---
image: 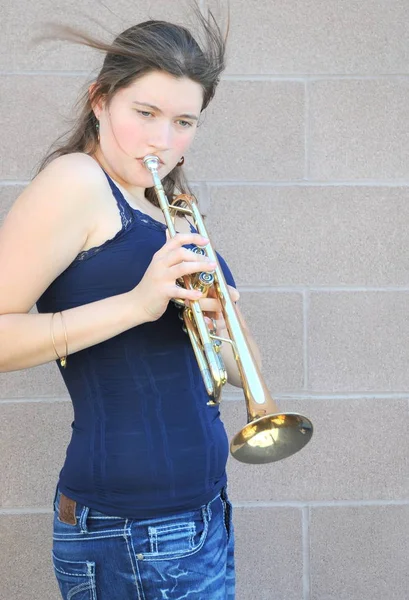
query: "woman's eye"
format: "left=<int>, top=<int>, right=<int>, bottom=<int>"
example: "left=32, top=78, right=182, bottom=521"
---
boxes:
left=137, top=110, right=153, bottom=118
left=177, top=120, right=193, bottom=128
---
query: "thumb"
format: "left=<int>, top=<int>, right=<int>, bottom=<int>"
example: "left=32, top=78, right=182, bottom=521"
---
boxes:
left=230, top=287, right=240, bottom=302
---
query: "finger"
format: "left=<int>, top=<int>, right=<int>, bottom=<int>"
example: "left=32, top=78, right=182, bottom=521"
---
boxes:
left=202, top=310, right=219, bottom=321
left=228, top=285, right=240, bottom=302
left=206, top=285, right=217, bottom=299
left=170, top=260, right=217, bottom=279
left=165, top=246, right=214, bottom=268
left=204, top=315, right=226, bottom=333
left=204, top=316, right=218, bottom=331
left=198, top=298, right=222, bottom=312
left=207, top=284, right=239, bottom=302
left=160, top=232, right=209, bottom=254
left=171, top=286, right=205, bottom=301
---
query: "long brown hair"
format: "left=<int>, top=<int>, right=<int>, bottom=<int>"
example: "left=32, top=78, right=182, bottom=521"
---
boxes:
left=34, top=5, right=229, bottom=207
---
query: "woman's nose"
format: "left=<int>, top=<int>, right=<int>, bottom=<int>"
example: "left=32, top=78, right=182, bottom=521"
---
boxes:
left=148, top=121, right=173, bottom=150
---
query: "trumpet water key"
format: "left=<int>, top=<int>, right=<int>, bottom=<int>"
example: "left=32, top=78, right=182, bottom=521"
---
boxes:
left=143, top=155, right=313, bottom=464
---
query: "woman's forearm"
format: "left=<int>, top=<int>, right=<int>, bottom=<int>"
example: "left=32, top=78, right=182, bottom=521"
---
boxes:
left=0, top=290, right=146, bottom=373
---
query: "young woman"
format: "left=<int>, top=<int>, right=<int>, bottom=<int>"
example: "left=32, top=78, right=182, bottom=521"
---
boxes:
left=0, top=9, right=262, bottom=599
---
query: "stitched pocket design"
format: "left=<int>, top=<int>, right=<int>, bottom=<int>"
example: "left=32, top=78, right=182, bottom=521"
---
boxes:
left=148, top=521, right=196, bottom=554
left=142, top=507, right=209, bottom=560
left=52, top=552, right=97, bottom=600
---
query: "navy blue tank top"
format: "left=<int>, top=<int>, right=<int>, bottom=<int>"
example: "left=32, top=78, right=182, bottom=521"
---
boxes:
left=36, top=168, right=236, bottom=518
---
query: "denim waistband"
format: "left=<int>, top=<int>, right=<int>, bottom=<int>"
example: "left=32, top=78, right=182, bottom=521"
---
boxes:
left=53, top=484, right=228, bottom=522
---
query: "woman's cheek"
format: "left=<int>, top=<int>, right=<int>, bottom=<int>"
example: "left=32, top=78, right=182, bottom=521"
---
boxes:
left=113, top=120, right=142, bottom=154
left=176, top=128, right=197, bottom=153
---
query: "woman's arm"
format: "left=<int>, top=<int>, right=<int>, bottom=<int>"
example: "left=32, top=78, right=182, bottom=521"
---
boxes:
left=0, top=294, right=143, bottom=373
left=0, top=153, right=218, bottom=373
left=0, top=153, right=146, bottom=372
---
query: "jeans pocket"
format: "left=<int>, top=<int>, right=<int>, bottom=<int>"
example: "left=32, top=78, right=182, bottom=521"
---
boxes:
left=143, top=507, right=209, bottom=560
left=52, top=552, right=97, bottom=600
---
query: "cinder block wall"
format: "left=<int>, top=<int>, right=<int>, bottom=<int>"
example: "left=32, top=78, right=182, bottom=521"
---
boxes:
left=1, top=1, right=409, bottom=599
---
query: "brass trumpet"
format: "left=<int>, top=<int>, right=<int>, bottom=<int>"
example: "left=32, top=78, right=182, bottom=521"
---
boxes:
left=143, top=155, right=313, bottom=464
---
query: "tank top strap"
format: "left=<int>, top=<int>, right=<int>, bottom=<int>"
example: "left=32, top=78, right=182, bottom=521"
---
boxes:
left=100, top=166, right=197, bottom=234
left=100, top=168, right=134, bottom=228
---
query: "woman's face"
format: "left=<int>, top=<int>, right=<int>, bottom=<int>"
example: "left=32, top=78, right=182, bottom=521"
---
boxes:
left=93, top=70, right=203, bottom=191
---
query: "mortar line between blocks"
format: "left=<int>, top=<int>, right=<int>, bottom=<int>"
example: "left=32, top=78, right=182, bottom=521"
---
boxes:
left=0, top=508, right=53, bottom=515
left=232, top=499, right=409, bottom=508
left=3, top=72, right=409, bottom=81
left=222, top=74, right=409, bottom=82
left=4, top=180, right=409, bottom=187
left=0, top=397, right=70, bottom=404
left=303, top=290, right=310, bottom=391
left=2, top=392, right=408, bottom=404
left=222, top=393, right=409, bottom=401
left=237, top=286, right=409, bottom=292
left=2, top=499, right=408, bottom=514
left=302, top=507, right=311, bottom=600
left=304, top=80, right=311, bottom=179
left=206, top=181, right=409, bottom=187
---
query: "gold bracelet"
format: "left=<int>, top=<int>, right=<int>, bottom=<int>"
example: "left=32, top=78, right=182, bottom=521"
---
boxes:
left=59, top=311, right=68, bottom=368
left=50, top=311, right=68, bottom=368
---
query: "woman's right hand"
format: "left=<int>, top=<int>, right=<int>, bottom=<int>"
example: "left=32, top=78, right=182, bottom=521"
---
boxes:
left=130, top=232, right=217, bottom=322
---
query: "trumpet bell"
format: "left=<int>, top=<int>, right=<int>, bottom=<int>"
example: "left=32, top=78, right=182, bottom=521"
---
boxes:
left=230, top=412, right=313, bottom=464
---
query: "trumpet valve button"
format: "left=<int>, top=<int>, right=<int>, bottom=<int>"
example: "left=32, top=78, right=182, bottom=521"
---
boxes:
left=192, top=246, right=206, bottom=256
left=198, top=272, right=214, bottom=286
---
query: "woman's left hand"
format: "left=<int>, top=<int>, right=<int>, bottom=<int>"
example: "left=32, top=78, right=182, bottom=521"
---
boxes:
left=196, top=284, right=240, bottom=334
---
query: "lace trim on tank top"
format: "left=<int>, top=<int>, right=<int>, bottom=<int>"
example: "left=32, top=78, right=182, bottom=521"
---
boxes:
left=73, top=169, right=196, bottom=263
left=74, top=193, right=133, bottom=262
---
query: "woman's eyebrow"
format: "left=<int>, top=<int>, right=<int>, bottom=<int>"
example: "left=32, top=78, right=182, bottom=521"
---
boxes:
left=132, top=101, right=199, bottom=121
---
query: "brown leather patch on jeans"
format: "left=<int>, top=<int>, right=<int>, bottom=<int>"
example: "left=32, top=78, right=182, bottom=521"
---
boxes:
left=59, top=493, right=77, bottom=525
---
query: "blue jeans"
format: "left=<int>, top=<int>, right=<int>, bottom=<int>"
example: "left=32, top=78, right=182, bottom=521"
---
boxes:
left=52, top=487, right=235, bottom=599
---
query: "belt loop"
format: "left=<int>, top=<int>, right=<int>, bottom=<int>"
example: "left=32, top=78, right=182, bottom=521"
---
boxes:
left=52, top=484, right=59, bottom=512
left=79, top=505, right=90, bottom=534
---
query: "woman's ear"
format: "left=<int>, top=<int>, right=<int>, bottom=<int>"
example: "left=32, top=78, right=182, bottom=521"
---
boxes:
left=88, top=82, right=104, bottom=120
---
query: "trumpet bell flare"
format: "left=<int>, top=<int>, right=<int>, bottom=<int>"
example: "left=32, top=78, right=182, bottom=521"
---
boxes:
left=230, top=413, right=313, bottom=464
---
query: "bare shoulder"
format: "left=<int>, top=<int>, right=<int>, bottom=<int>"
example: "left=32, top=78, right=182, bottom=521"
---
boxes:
left=33, top=152, right=105, bottom=194
left=11, top=152, right=104, bottom=211
left=0, top=152, right=104, bottom=315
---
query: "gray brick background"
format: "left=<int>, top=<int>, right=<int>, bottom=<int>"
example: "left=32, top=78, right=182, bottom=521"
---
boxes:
left=1, top=1, right=409, bottom=598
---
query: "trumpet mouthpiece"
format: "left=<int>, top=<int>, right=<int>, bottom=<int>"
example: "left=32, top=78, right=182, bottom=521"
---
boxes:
left=143, top=155, right=160, bottom=171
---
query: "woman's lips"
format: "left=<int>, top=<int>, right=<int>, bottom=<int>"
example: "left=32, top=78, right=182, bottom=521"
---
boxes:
left=136, top=157, right=164, bottom=166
